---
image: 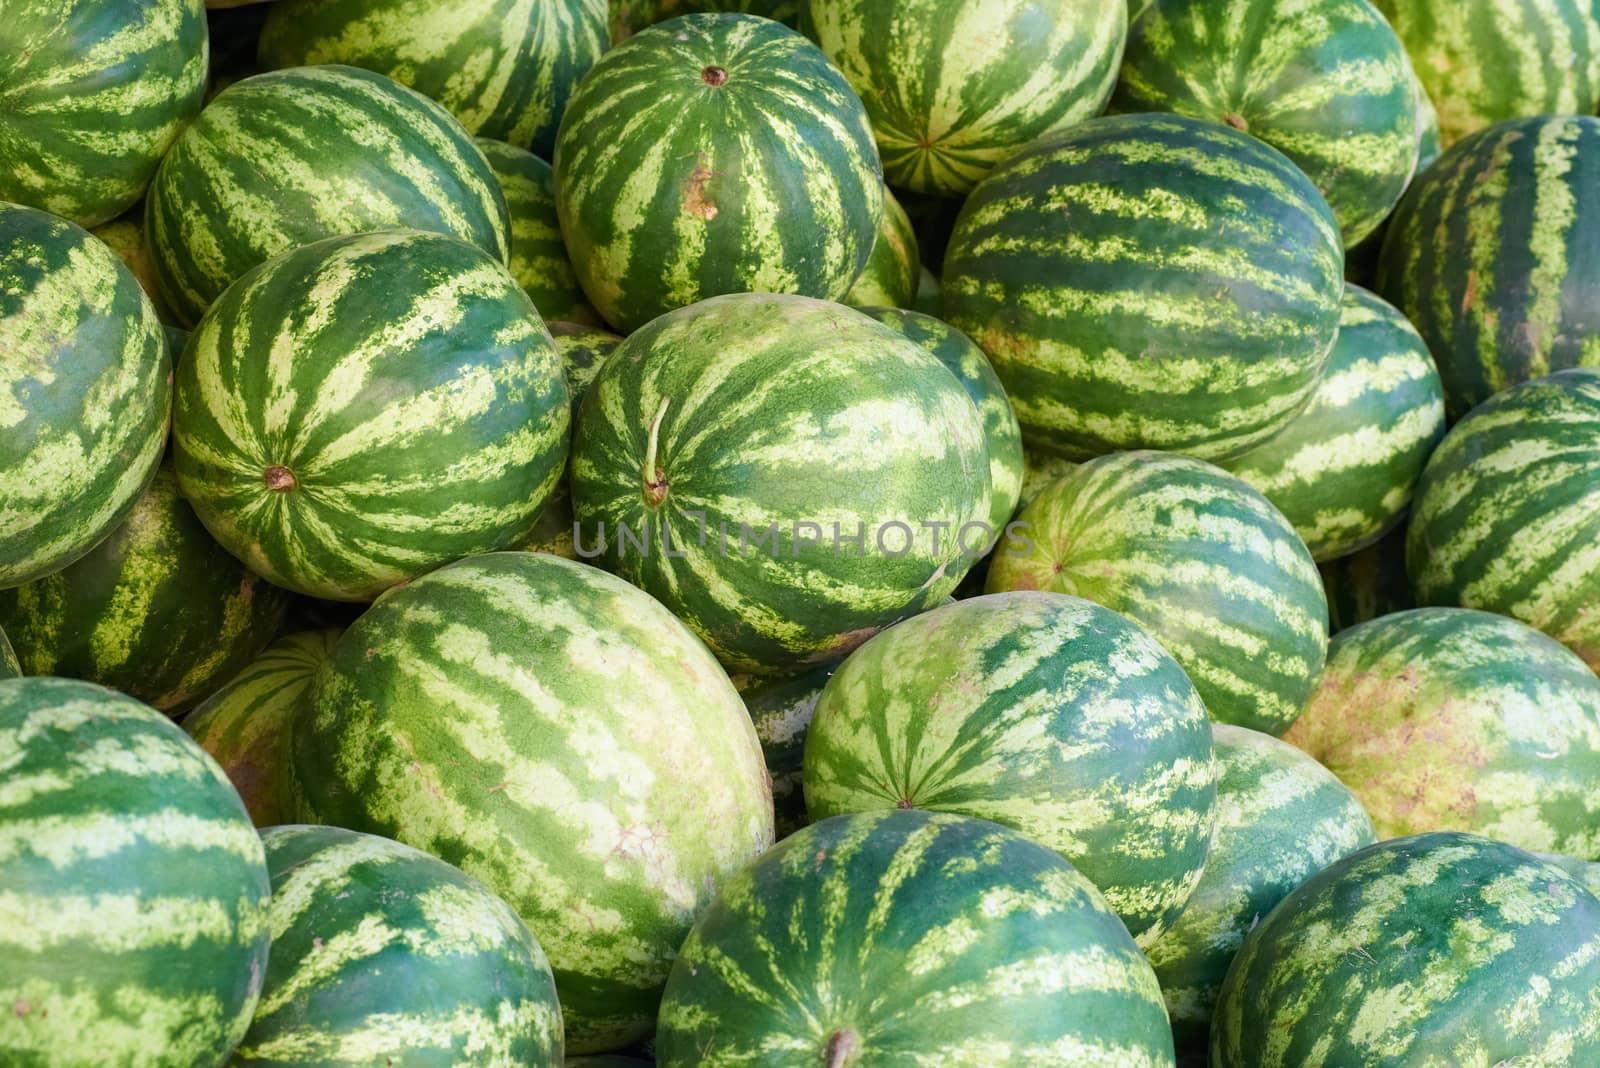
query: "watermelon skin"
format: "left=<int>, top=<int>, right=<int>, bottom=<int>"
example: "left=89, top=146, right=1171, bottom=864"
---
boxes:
left=146, top=64, right=511, bottom=325
left=553, top=14, right=883, bottom=334
left=943, top=114, right=1344, bottom=463
left=1019, top=451, right=1080, bottom=509
left=570, top=293, right=991, bottom=674
left=804, top=592, right=1217, bottom=946
left=801, top=0, right=1126, bottom=197
left=731, top=665, right=833, bottom=840
left=234, top=825, right=563, bottom=1066
left=1408, top=369, right=1600, bottom=672
left=173, top=229, right=570, bottom=602
left=478, top=139, right=600, bottom=325
left=289, top=552, right=774, bottom=1052
left=1147, top=724, right=1375, bottom=1055
left=0, top=628, right=17, bottom=678
left=657, top=810, right=1177, bottom=1067
left=986, top=452, right=1329, bottom=736
left=1320, top=522, right=1413, bottom=633
left=91, top=207, right=181, bottom=325
left=0, top=204, right=171, bottom=591
left=0, top=677, right=271, bottom=1067
left=610, top=0, right=798, bottom=40
left=1537, top=853, right=1600, bottom=898
left=1212, top=832, right=1600, bottom=1067
left=843, top=187, right=918, bottom=310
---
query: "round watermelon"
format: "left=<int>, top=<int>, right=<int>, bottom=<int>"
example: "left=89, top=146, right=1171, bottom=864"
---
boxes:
left=478, top=139, right=600, bottom=324
left=1320, top=523, right=1413, bottom=633
left=611, top=0, right=799, bottom=40
left=1018, top=450, right=1080, bottom=509
left=731, top=664, right=833, bottom=840
left=91, top=206, right=180, bottom=324
left=843, top=187, right=919, bottom=309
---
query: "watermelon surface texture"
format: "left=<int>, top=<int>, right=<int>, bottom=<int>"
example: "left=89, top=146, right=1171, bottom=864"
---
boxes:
left=732, top=665, right=834, bottom=840
left=843, top=187, right=919, bottom=310
left=91, top=207, right=181, bottom=324
left=1320, top=523, right=1413, bottom=633
left=477, top=138, right=599, bottom=324
left=610, top=0, right=798, bottom=40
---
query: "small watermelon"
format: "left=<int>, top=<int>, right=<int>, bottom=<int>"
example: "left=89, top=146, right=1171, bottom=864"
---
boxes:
left=731, top=665, right=833, bottom=840
left=91, top=206, right=180, bottom=324
left=1320, top=523, right=1413, bottom=633
left=478, top=139, right=600, bottom=324
left=843, top=187, right=919, bottom=309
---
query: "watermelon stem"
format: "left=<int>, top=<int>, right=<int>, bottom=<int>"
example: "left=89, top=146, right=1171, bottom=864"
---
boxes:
left=263, top=465, right=297, bottom=493
left=823, top=1029, right=859, bottom=1067
left=702, top=66, right=729, bottom=87
left=643, top=396, right=672, bottom=507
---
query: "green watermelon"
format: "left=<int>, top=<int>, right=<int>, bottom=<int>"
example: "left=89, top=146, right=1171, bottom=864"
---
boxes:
left=610, top=0, right=799, bottom=40
left=802, top=0, right=1127, bottom=197
left=91, top=206, right=180, bottom=324
left=0, top=627, right=18, bottom=678
left=1408, top=369, right=1600, bottom=672
left=173, top=229, right=570, bottom=602
left=843, top=187, right=918, bottom=309
left=1378, top=115, right=1600, bottom=418
left=731, top=665, right=833, bottom=840
left=1212, top=832, right=1600, bottom=1066
left=289, top=552, right=774, bottom=1052
left=1537, top=853, right=1600, bottom=898
left=553, top=14, right=883, bottom=333
left=233, top=825, right=563, bottom=1065
left=943, top=114, right=1344, bottom=462
left=912, top=265, right=941, bottom=316
left=656, top=809, right=1177, bottom=1067
left=0, top=677, right=271, bottom=1066
left=570, top=293, right=991, bottom=674
left=987, top=452, right=1329, bottom=736
left=1320, top=523, right=1413, bottom=633
left=804, top=591, right=1217, bottom=946
left=0, top=203, right=171, bottom=590
left=1018, top=451, right=1080, bottom=509
left=182, top=629, right=340, bottom=827
left=1146, top=724, right=1376, bottom=1055
left=146, top=64, right=511, bottom=325
left=478, top=138, right=600, bottom=324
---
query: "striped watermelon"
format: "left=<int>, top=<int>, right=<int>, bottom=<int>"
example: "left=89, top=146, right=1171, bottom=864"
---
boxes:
left=1019, top=450, right=1080, bottom=508
left=804, top=592, right=1218, bottom=946
left=0, top=628, right=17, bottom=678
left=801, top=0, right=1127, bottom=197
left=570, top=293, right=991, bottom=674
left=91, top=207, right=180, bottom=324
left=0, top=677, right=271, bottom=1067
left=478, top=138, right=600, bottom=324
left=986, top=452, right=1329, bottom=736
left=173, top=229, right=570, bottom=602
left=1378, top=115, right=1600, bottom=418
left=843, top=187, right=918, bottom=309
left=1538, top=853, right=1600, bottom=898
left=553, top=14, right=884, bottom=333
left=943, top=114, right=1345, bottom=463
left=0, top=203, right=171, bottom=591
left=1212, top=833, right=1600, bottom=1066
left=657, top=809, right=1177, bottom=1067
left=1320, top=523, right=1413, bottom=633
left=146, top=64, right=511, bottom=325
left=1408, top=369, right=1600, bottom=672
left=731, top=664, right=833, bottom=840
left=611, top=0, right=799, bottom=40
left=1146, top=724, right=1376, bottom=1055
left=182, top=629, right=340, bottom=827
left=289, top=552, right=774, bottom=1052
left=233, top=825, right=563, bottom=1065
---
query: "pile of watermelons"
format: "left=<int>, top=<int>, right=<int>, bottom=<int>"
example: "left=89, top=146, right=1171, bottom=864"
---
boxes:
left=6, top=0, right=1600, bottom=1064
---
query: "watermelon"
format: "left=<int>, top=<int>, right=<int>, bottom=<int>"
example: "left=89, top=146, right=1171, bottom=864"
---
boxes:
left=0, top=627, right=17, bottom=678
left=234, top=825, right=563, bottom=1065
left=1146, top=724, right=1376, bottom=1055
left=553, top=14, right=883, bottom=333
left=1408, top=368, right=1600, bottom=672
left=801, top=0, right=1127, bottom=197
left=1320, top=523, right=1413, bottom=633
left=146, top=64, right=511, bottom=325
left=731, top=665, right=833, bottom=840
left=986, top=452, right=1329, bottom=736
left=0, top=677, right=271, bottom=1066
left=1212, top=832, right=1600, bottom=1066
left=288, top=552, right=774, bottom=1052
left=1019, top=451, right=1080, bottom=509
left=943, top=114, right=1345, bottom=463
left=173, top=229, right=570, bottom=602
left=0, top=203, right=171, bottom=590
left=91, top=206, right=180, bottom=324
left=182, top=629, right=340, bottom=827
left=656, top=809, right=1177, bottom=1067
left=1537, top=853, right=1600, bottom=898
left=804, top=591, right=1217, bottom=946
left=611, top=0, right=799, bottom=41
left=912, top=265, right=941, bottom=316
left=570, top=293, right=991, bottom=674
left=478, top=138, right=600, bottom=324
left=1378, top=115, right=1600, bottom=418
left=843, top=187, right=919, bottom=309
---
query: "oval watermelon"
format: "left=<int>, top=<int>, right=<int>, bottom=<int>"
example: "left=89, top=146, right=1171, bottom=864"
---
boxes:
left=1320, top=523, right=1413, bottom=633
left=477, top=138, right=599, bottom=324
left=843, top=187, right=918, bottom=310
left=731, top=664, right=833, bottom=840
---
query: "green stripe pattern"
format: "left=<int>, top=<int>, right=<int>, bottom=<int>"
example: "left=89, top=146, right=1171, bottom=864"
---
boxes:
left=289, top=552, right=774, bottom=1052
left=0, top=203, right=170, bottom=590
left=611, top=0, right=799, bottom=41
left=843, top=187, right=919, bottom=309
left=0, top=628, right=16, bottom=678
left=656, top=810, right=1177, bottom=1067
left=1320, top=523, right=1413, bottom=633
left=986, top=452, right=1329, bottom=736
left=0, top=677, right=271, bottom=1067
left=553, top=14, right=884, bottom=333
left=943, top=114, right=1345, bottom=463
left=233, top=825, right=563, bottom=1066
left=1212, top=833, right=1600, bottom=1066
left=91, top=206, right=180, bottom=325
left=1538, top=853, right=1600, bottom=898
left=173, top=229, right=570, bottom=602
left=1408, top=368, right=1600, bottom=672
left=804, top=592, right=1217, bottom=946
left=147, top=64, right=511, bottom=325
left=478, top=138, right=600, bottom=325
left=1019, top=451, right=1080, bottom=509
left=801, top=0, right=1127, bottom=196
left=732, top=665, right=834, bottom=840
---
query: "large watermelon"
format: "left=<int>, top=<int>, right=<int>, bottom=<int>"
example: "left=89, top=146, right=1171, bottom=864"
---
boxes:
left=801, top=0, right=1127, bottom=197
left=988, top=452, right=1328, bottom=735
left=553, top=14, right=883, bottom=333
left=656, top=810, right=1177, bottom=1066
left=477, top=138, right=599, bottom=324
left=731, top=664, right=834, bottom=840
left=570, top=293, right=991, bottom=674
left=0, top=203, right=171, bottom=590
left=289, top=552, right=774, bottom=1052
left=1212, top=833, right=1600, bottom=1066
left=842, top=187, right=919, bottom=309
left=1320, top=523, right=1413, bottom=633
left=233, top=826, right=563, bottom=1065
left=146, top=64, right=511, bottom=325
left=943, top=114, right=1344, bottom=462
left=173, top=230, right=570, bottom=602
left=1408, top=369, right=1600, bottom=671
left=610, top=0, right=799, bottom=40
left=0, top=677, right=271, bottom=1066
left=804, top=592, right=1218, bottom=946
